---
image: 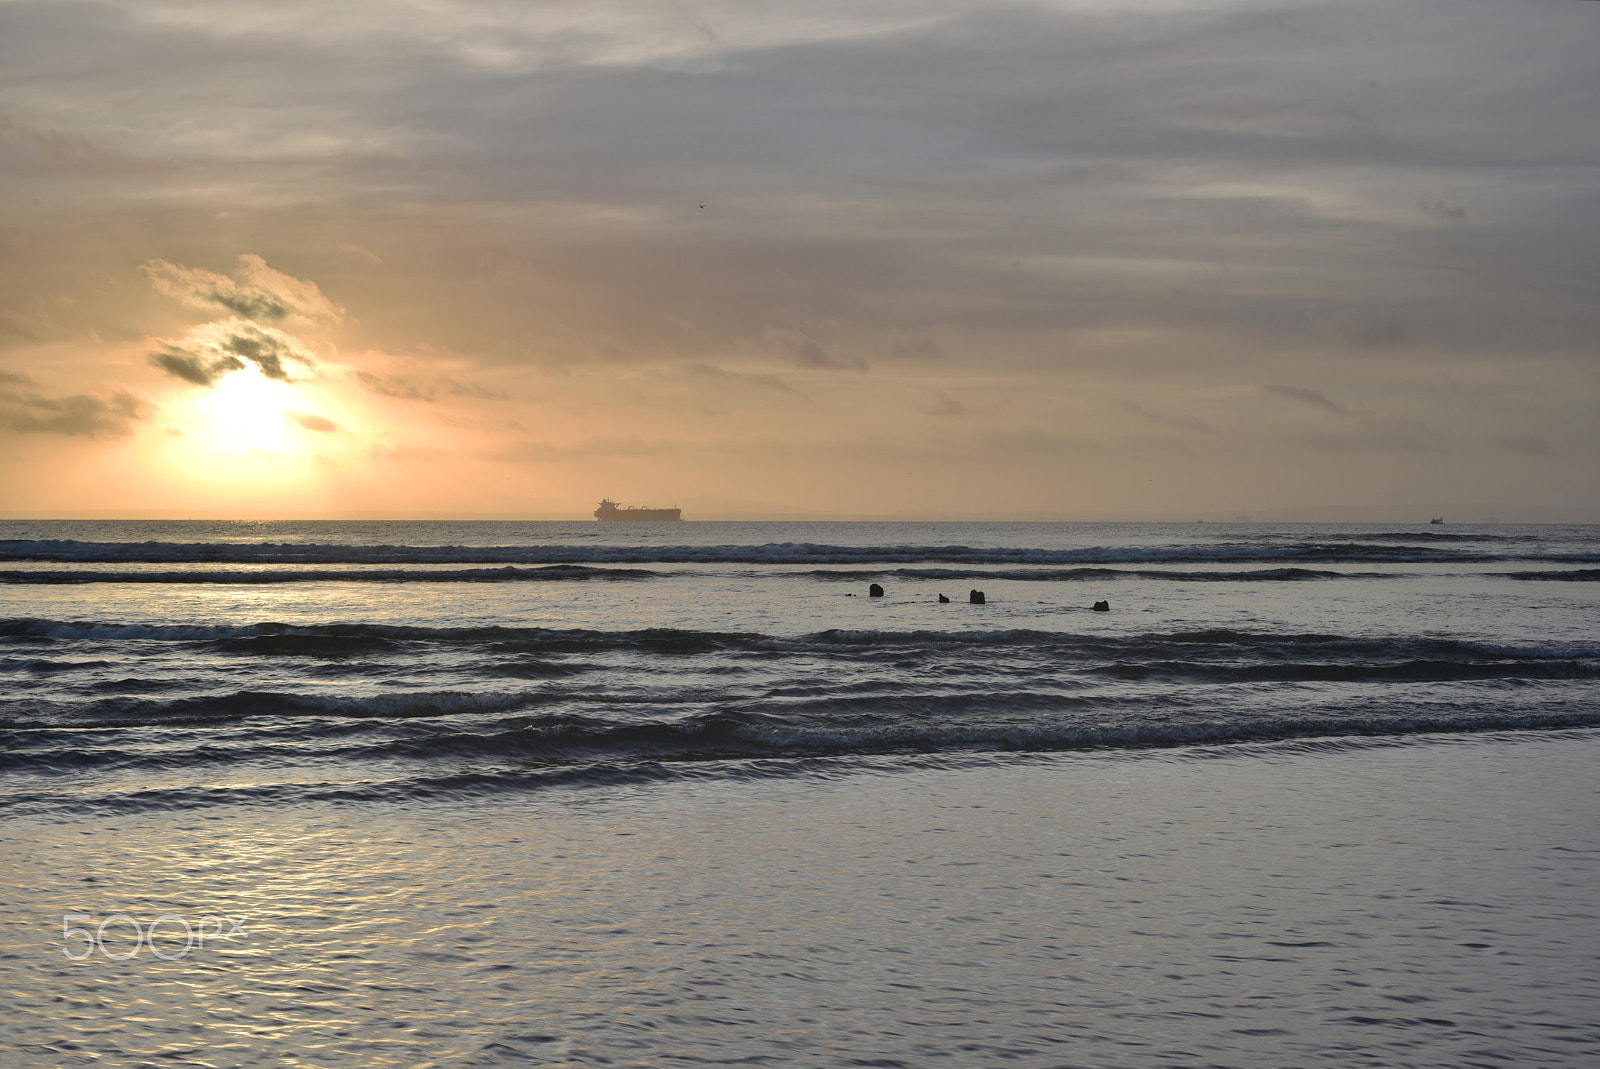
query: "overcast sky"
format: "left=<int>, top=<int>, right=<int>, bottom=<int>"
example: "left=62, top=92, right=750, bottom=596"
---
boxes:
left=1, top=0, right=1596, bottom=519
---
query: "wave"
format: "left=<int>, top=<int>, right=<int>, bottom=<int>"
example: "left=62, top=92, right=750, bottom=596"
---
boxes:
left=1243, top=530, right=1539, bottom=544
left=0, top=563, right=1421, bottom=586
left=6, top=617, right=1596, bottom=663
left=6, top=715, right=1599, bottom=815
left=0, top=564, right=656, bottom=585
left=4, top=538, right=1588, bottom=566
left=0, top=657, right=115, bottom=673
left=6, top=687, right=555, bottom=729
left=807, top=566, right=1373, bottom=582
left=0, top=617, right=755, bottom=649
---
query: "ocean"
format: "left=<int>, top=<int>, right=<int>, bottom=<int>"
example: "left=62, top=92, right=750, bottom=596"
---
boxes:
left=2, top=520, right=1597, bottom=1067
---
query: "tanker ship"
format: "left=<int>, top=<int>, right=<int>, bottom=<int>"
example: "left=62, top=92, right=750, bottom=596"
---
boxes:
left=594, top=498, right=683, bottom=521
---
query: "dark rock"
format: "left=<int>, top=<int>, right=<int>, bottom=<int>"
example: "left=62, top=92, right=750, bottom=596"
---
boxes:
left=869, top=583, right=885, bottom=597
left=938, top=594, right=950, bottom=603
left=969, top=590, right=985, bottom=604
left=1092, top=600, right=1110, bottom=612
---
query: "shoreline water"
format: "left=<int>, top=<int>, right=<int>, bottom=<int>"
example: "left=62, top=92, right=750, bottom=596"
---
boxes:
left=3, top=729, right=1597, bottom=1067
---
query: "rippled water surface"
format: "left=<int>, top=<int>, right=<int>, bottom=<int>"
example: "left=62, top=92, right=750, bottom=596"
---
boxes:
left=5, top=735, right=1599, bottom=1067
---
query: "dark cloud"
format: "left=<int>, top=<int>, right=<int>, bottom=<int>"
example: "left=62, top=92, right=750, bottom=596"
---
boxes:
left=150, top=349, right=245, bottom=386
left=0, top=370, right=152, bottom=438
left=148, top=318, right=317, bottom=387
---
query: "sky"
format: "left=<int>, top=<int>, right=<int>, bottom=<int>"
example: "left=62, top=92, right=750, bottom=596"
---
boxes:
left=1, top=0, right=1596, bottom=520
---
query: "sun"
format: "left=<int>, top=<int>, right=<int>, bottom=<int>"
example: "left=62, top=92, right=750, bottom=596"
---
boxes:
left=145, top=365, right=341, bottom=497
left=196, top=366, right=300, bottom=454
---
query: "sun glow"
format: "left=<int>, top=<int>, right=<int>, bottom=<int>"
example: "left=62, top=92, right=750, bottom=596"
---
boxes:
left=145, top=366, right=344, bottom=498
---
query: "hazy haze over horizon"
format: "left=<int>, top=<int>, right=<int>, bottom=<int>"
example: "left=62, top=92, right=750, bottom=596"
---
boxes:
left=2, top=0, right=1596, bottom=521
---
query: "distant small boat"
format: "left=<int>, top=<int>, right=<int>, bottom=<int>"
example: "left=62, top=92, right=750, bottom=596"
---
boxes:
left=594, top=498, right=682, bottom=522
left=1429, top=516, right=1444, bottom=524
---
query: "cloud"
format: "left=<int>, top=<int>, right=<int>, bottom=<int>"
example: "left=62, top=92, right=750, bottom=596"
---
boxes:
left=892, top=336, right=945, bottom=360
left=353, top=370, right=435, bottom=401
left=0, top=116, right=163, bottom=176
left=350, top=369, right=506, bottom=402
left=287, top=411, right=340, bottom=433
left=1418, top=200, right=1467, bottom=224
left=683, top=363, right=800, bottom=395
left=918, top=391, right=968, bottom=417
left=0, top=370, right=152, bottom=438
left=142, top=254, right=343, bottom=323
left=1304, top=416, right=1444, bottom=455
left=149, top=318, right=318, bottom=386
left=495, top=436, right=679, bottom=463
left=1264, top=385, right=1347, bottom=415
left=1496, top=433, right=1553, bottom=456
left=1118, top=400, right=1214, bottom=434
left=770, top=331, right=867, bottom=372
left=337, top=243, right=384, bottom=265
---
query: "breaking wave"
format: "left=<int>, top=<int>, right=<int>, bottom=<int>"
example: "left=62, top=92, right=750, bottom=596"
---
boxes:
left=5, top=538, right=1592, bottom=567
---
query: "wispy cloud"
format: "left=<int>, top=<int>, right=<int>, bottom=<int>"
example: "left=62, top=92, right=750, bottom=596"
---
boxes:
left=1264, top=385, right=1347, bottom=415
left=0, top=370, right=152, bottom=438
left=143, top=255, right=343, bottom=324
left=683, top=362, right=800, bottom=395
left=350, top=368, right=506, bottom=402
left=1118, top=400, right=1214, bottom=434
left=0, top=116, right=164, bottom=176
left=770, top=331, right=867, bottom=372
left=287, top=410, right=340, bottom=432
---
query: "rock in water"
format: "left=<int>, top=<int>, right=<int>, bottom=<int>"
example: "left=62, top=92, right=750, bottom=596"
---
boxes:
left=938, top=594, right=950, bottom=603
left=1092, top=600, right=1110, bottom=612
left=869, top=583, right=885, bottom=597
left=969, top=590, right=985, bottom=604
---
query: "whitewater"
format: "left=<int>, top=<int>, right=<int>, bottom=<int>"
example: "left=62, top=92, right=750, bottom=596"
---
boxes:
left=2, top=520, right=1597, bottom=1067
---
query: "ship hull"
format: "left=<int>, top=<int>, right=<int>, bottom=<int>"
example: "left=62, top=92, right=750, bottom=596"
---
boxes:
left=596, top=509, right=682, bottom=521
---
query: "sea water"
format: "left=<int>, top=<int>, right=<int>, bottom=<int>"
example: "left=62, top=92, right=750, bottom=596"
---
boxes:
left=1, top=521, right=1597, bottom=1066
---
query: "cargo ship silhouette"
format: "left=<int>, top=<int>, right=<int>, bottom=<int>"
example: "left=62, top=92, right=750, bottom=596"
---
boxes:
left=594, top=498, right=682, bottom=521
